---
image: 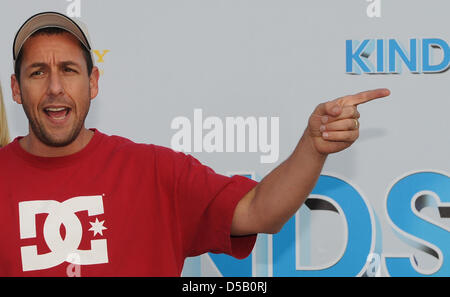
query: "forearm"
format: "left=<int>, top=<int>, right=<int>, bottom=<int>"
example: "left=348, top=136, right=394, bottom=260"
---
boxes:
left=250, top=133, right=327, bottom=234
left=231, top=89, right=389, bottom=236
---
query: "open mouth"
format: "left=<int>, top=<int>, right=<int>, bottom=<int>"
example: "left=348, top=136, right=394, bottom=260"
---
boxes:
left=43, top=107, right=72, bottom=121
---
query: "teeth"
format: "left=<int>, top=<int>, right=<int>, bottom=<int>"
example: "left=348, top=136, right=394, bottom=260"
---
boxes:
left=45, top=107, right=67, bottom=112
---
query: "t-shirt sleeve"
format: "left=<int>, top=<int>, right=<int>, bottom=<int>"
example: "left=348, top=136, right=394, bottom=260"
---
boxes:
left=155, top=146, right=258, bottom=260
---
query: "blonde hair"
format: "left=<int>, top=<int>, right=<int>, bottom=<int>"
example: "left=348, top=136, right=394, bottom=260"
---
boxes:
left=0, top=83, right=10, bottom=147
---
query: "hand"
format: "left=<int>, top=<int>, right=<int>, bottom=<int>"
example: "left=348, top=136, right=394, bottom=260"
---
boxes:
left=306, top=88, right=391, bottom=155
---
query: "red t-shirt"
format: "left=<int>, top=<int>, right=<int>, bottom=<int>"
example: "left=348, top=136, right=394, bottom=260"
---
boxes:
left=0, top=129, right=257, bottom=276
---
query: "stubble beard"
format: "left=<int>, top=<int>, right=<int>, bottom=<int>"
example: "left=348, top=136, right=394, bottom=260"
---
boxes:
left=21, top=88, right=91, bottom=148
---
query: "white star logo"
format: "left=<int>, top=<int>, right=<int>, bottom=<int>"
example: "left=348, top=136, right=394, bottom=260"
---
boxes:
left=88, top=218, right=107, bottom=237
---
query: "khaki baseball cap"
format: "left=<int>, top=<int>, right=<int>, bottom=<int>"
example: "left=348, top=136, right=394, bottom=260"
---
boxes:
left=13, top=11, right=94, bottom=64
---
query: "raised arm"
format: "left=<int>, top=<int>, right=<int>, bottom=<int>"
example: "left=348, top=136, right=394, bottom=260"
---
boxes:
left=231, top=88, right=391, bottom=235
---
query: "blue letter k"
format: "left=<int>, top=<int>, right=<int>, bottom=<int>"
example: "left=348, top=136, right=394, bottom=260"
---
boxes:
left=346, top=40, right=373, bottom=74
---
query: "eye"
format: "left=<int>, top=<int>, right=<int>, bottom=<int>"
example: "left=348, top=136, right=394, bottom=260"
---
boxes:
left=30, top=70, right=44, bottom=77
left=64, top=67, right=78, bottom=73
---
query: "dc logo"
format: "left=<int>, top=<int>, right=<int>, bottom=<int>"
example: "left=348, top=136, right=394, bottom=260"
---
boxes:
left=18, top=196, right=108, bottom=272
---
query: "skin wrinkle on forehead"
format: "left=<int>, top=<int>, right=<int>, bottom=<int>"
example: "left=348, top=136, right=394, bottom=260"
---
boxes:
left=15, top=27, right=93, bottom=84
left=21, top=33, right=86, bottom=76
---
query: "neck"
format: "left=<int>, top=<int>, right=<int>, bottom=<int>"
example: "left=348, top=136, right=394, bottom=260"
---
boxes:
left=19, top=128, right=94, bottom=157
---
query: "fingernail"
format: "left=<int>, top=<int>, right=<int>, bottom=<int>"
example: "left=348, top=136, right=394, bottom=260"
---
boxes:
left=323, top=132, right=329, bottom=138
left=332, top=106, right=341, bottom=114
left=321, top=116, right=328, bottom=124
left=320, top=125, right=326, bottom=132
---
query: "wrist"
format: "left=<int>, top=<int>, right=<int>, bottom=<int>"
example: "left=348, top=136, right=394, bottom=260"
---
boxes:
left=296, top=133, right=328, bottom=161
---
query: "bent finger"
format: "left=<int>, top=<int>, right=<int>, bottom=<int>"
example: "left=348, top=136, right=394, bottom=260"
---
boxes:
left=322, top=130, right=359, bottom=142
left=321, top=106, right=360, bottom=124
left=322, top=118, right=359, bottom=132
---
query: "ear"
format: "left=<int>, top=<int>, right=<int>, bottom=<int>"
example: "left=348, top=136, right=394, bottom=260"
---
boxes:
left=89, top=66, right=100, bottom=100
left=11, top=74, right=22, bottom=104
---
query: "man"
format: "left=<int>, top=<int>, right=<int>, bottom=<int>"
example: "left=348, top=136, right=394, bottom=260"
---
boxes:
left=1, top=12, right=390, bottom=276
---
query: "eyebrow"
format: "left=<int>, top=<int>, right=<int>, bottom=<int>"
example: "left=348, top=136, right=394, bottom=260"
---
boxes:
left=26, top=62, right=47, bottom=70
left=26, top=61, right=81, bottom=70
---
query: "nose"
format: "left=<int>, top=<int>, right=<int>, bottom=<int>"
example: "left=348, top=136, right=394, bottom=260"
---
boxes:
left=47, top=70, right=65, bottom=97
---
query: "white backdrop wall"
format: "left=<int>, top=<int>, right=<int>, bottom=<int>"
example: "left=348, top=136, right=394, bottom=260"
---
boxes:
left=1, top=0, right=449, bottom=277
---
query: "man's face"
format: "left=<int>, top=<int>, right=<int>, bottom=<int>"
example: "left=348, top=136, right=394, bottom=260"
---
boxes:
left=11, top=32, right=97, bottom=147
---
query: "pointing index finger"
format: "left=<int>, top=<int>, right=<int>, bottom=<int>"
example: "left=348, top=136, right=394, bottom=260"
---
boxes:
left=342, top=88, right=391, bottom=106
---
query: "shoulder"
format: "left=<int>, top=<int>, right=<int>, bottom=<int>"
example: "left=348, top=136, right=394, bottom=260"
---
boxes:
left=0, top=141, right=16, bottom=159
left=98, top=131, right=191, bottom=165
